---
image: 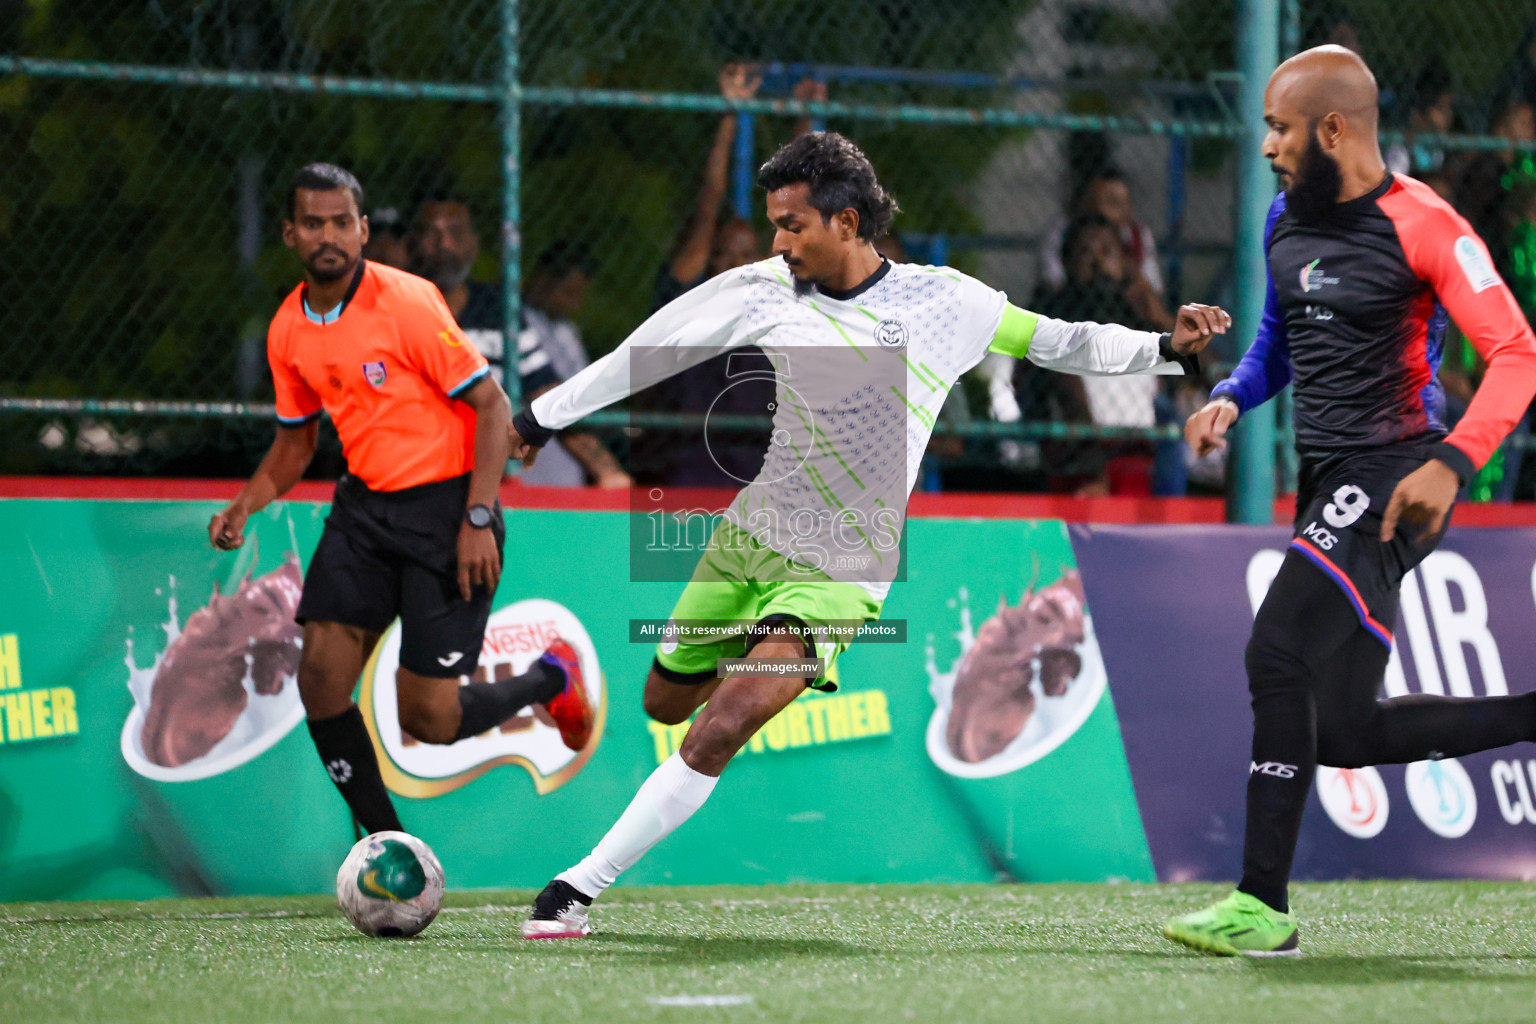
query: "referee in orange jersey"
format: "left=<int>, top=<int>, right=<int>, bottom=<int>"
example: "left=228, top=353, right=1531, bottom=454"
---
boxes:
left=210, top=164, right=594, bottom=837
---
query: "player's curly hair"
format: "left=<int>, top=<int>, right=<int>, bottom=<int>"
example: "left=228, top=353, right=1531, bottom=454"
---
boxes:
left=757, top=132, right=899, bottom=241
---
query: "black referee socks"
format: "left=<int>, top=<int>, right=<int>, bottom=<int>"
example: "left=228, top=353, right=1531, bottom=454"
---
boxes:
left=307, top=705, right=404, bottom=836
left=454, top=660, right=565, bottom=741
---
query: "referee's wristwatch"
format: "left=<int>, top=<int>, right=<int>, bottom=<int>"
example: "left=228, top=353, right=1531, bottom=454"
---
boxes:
left=465, top=504, right=496, bottom=530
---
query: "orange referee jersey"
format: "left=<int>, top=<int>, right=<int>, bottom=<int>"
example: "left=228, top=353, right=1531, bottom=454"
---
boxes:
left=267, top=260, right=492, bottom=492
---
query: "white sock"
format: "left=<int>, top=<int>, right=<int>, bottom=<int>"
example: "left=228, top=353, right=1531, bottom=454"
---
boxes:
left=559, top=752, right=717, bottom=900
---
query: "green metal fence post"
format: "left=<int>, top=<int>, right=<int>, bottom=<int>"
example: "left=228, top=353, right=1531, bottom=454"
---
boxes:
left=1230, top=0, right=1280, bottom=524
left=501, top=0, right=523, bottom=413
left=1280, top=0, right=1301, bottom=59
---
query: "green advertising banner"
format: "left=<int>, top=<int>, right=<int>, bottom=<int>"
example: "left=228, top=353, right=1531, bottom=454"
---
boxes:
left=0, top=498, right=1153, bottom=900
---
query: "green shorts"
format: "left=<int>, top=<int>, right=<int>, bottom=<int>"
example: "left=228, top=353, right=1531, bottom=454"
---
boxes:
left=653, top=520, right=884, bottom=691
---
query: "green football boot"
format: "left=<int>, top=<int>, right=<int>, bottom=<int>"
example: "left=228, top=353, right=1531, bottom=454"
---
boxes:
left=1163, top=891, right=1300, bottom=957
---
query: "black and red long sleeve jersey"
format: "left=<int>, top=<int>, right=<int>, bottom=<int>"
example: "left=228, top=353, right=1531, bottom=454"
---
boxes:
left=1211, top=173, right=1536, bottom=480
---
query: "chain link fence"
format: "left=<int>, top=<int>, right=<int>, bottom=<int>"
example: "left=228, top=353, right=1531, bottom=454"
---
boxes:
left=3, top=1, right=1536, bottom=498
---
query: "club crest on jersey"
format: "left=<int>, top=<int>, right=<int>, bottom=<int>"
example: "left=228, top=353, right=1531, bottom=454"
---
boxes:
left=363, top=361, right=387, bottom=388
left=1299, top=259, right=1340, bottom=293
left=874, top=319, right=909, bottom=349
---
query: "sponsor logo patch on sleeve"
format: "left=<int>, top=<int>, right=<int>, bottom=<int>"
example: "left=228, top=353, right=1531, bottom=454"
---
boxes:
left=1454, top=235, right=1500, bottom=293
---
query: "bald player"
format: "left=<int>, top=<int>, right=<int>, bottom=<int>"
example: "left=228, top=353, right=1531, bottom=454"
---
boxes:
left=1165, top=47, right=1536, bottom=956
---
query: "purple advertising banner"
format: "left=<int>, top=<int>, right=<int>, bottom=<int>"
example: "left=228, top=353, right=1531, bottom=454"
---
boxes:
left=1071, top=523, right=1536, bottom=883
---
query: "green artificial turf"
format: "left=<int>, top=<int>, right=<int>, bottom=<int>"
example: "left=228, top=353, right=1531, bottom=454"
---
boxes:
left=2, top=882, right=1533, bottom=1023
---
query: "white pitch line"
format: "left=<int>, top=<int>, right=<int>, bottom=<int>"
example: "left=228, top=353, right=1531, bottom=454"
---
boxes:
left=647, top=995, right=755, bottom=1007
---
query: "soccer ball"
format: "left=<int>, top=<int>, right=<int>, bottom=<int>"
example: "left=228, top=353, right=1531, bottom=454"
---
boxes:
left=336, top=831, right=445, bottom=937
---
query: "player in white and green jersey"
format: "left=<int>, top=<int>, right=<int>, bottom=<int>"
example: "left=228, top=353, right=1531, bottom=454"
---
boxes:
left=512, top=131, right=1229, bottom=938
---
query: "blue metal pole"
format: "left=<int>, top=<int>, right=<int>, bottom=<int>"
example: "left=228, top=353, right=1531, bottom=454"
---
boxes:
left=1165, top=133, right=1188, bottom=301
left=1230, top=0, right=1279, bottom=524
left=733, top=113, right=755, bottom=220
left=929, top=235, right=949, bottom=267
left=1281, top=0, right=1301, bottom=58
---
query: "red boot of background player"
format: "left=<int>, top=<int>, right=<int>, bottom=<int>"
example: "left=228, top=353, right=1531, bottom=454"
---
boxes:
left=538, top=639, right=594, bottom=751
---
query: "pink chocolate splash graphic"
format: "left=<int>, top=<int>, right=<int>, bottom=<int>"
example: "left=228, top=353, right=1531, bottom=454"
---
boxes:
left=944, top=571, right=1086, bottom=764
left=138, top=556, right=304, bottom=768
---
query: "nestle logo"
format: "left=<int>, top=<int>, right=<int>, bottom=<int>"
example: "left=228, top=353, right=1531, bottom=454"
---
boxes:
left=483, top=620, right=561, bottom=658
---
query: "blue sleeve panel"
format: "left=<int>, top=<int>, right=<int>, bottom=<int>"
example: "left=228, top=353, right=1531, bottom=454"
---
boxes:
left=1210, top=192, right=1293, bottom=415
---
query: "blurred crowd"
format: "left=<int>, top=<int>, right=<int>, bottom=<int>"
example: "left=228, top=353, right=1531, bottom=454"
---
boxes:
left=359, top=33, right=1536, bottom=501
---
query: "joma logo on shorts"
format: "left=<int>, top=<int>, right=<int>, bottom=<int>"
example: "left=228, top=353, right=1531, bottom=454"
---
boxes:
left=1251, top=761, right=1298, bottom=779
left=1301, top=521, right=1338, bottom=550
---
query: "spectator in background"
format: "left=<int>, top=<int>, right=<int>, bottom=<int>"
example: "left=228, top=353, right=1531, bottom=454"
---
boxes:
left=1019, top=216, right=1142, bottom=494
left=1021, top=215, right=1169, bottom=496
left=362, top=207, right=410, bottom=269
left=1038, top=217, right=1144, bottom=327
left=1039, top=169, right=1173, bottom=331
left=410, top=196, right=516, bottom=387
left=1506, top=178, right=1536, bottom=323
left=1447, top=76, right=1536, bottom=503
left=636, top=65, right=792, bottom=488
left=1321, top=18, right=1361, bottom=55
left=1480, top=174, right=1536, bottom=502
left=1301, top=2, right=1363, bottom=56
left=409, top=197, right=482, bottom=322
left=1495, top=22, right=1536, bottom=114
left=524, top=242, right=597, bottom=382
left=1454, top=92, right=1536, bottom=284
left=1386, top=58, right=1455, bottom=178
left=1036, top=216, right=1153, bottom=421
left=653, top=65, right=771, bottom=306
left=408, top=200, right=628, bottom=488
left=518, top=241, right=630, bottom=487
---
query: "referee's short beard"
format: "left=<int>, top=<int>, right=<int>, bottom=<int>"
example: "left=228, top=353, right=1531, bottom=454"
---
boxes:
left=304, top=246, right=357, bottom=284
left=1283, top=126, right=1343, bottom=225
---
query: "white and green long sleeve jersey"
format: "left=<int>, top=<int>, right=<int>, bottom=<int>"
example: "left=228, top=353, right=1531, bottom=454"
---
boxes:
left=528, top=256, right=1187, bottom=599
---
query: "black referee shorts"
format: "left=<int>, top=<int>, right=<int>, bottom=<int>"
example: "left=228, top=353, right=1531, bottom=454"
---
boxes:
left=1288, top=445, right=1450, bottom=645
left=296, top=473, right=505, bottom=678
